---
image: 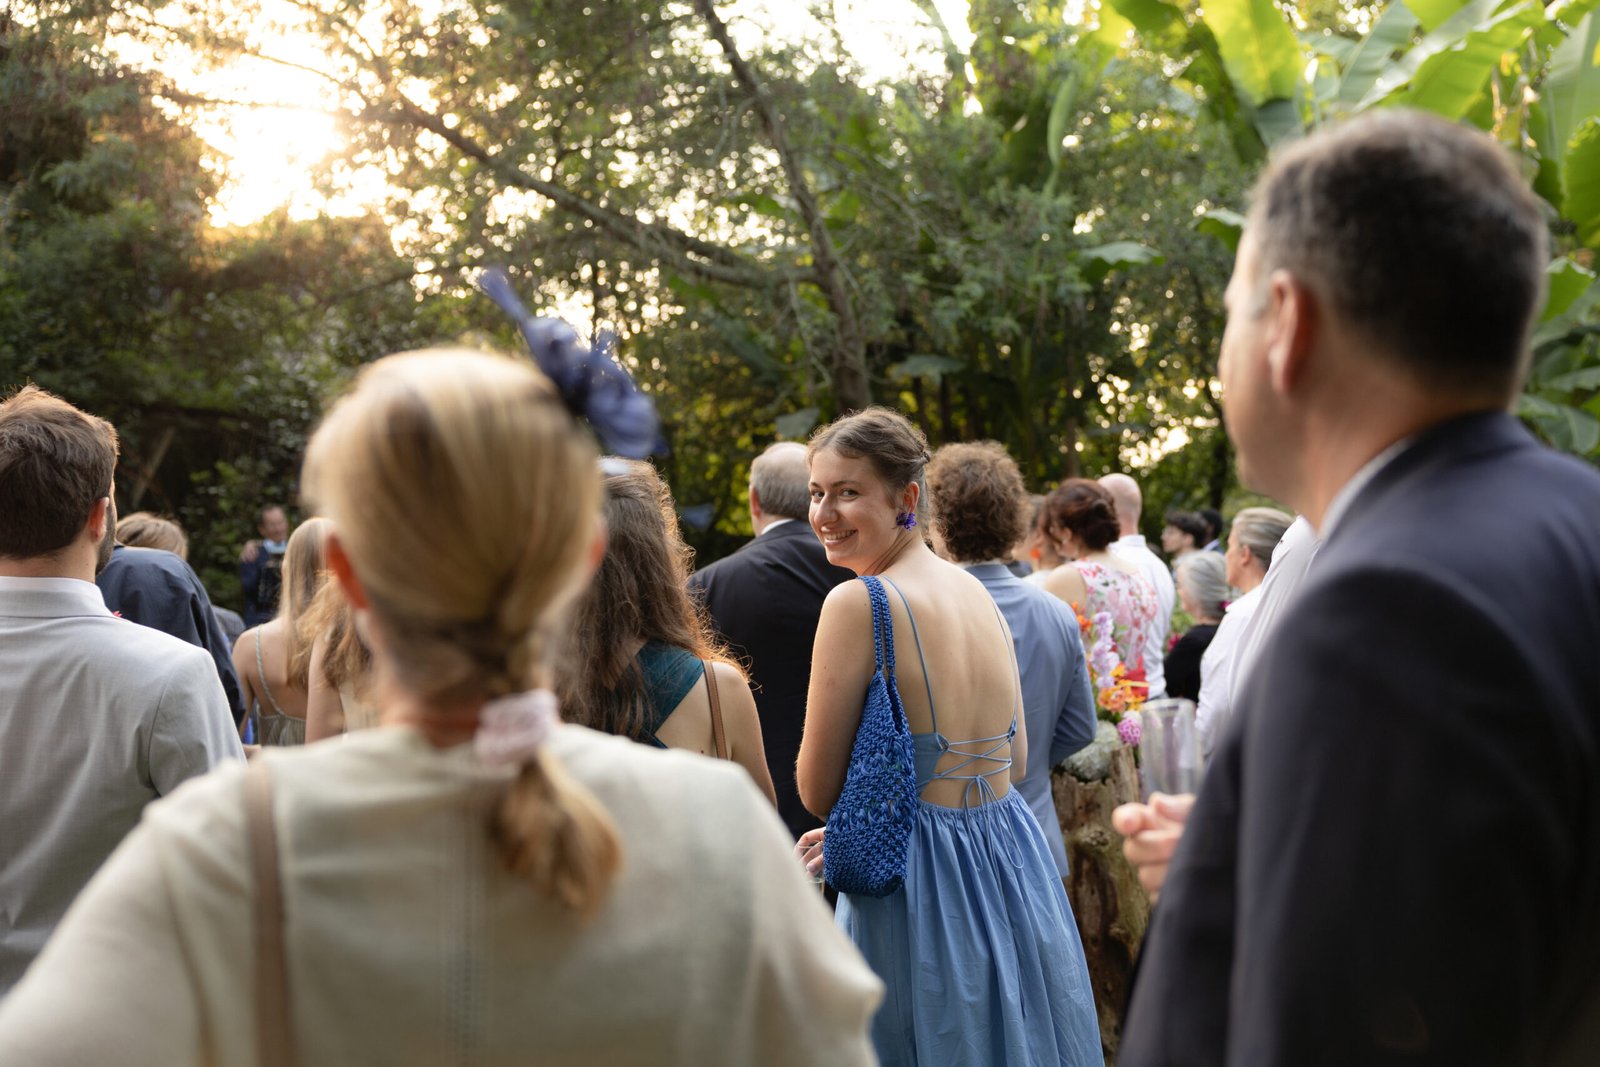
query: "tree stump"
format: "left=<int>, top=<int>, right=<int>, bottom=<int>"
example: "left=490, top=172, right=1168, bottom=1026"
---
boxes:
left=1054, top=744, right=1150, bottom=1065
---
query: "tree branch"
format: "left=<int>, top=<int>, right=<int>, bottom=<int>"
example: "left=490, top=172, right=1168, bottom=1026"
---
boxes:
left=695, top=0, right=872, bottom=410
left=380, top=95, right=805, bottom=292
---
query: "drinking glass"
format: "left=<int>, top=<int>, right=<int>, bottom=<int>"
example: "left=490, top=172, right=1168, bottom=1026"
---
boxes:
left=1139, top=697, right=1201, bottom=800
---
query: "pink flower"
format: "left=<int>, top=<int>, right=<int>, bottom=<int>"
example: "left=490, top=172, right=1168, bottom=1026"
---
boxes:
left=1117, top=714, right=1142, bottom=747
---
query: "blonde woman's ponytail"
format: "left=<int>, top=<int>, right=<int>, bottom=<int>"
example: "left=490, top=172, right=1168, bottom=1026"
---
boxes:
left=302, top=349, right=621, bottom=917
left=492, top=749, right=622, bottom=919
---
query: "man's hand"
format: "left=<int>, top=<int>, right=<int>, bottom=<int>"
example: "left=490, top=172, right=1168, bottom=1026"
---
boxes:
left=1112, top=792, right=1195, bottom=904
left=239, top=539, right=262, bottom=564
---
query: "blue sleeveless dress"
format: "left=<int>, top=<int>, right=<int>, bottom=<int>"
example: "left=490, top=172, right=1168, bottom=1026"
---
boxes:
left=836, top=578, right=1102, bottom=1066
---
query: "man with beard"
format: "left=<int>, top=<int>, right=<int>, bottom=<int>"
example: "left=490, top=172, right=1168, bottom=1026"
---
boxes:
left=0, top=386, right=242, bottom=994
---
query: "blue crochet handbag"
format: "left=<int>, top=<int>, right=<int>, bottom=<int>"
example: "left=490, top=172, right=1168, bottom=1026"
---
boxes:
left=823, top=575, right=918, bottom=897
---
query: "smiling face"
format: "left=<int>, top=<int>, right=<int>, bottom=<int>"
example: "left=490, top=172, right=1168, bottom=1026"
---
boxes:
left=259, top=506, right=290, bottom=543
left=808, top=448, right=911, bottom=575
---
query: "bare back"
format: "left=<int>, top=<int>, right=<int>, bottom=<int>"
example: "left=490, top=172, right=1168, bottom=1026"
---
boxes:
left=231, top=620, right=309, bottom=722
left=654, top=660, right=779, bottom=806
left=873, top=553, right=1025, bottom=809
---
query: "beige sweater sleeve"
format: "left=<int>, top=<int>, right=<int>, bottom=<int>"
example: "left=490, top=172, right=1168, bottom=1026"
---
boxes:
left=0, top=816, right=207, bottom=1066
left=0, top=733, right=882, bottom=1066
left=721, top=780, right=883, bottom=1066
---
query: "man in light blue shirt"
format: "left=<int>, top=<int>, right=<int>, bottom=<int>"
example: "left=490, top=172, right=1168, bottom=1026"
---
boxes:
left=926, top=442, right=1095, bottom=876
left=0, top=386, right=243, bottom=993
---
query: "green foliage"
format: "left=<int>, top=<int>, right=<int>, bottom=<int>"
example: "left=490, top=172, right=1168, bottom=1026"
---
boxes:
left=0, top=12, right=436, bottom=605
left=1112, top=0, right=1600, bottom=462
left=28, top=0, right=1595, bottom=588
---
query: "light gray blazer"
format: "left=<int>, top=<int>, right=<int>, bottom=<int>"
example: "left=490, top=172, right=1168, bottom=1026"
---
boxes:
left=0, top=576, right=244, bottom=992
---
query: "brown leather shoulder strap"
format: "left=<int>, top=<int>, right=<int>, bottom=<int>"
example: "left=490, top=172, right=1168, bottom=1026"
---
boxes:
left=245, top=761, right=298, bottom=1067
left=701, top=659, right=728, bottom=761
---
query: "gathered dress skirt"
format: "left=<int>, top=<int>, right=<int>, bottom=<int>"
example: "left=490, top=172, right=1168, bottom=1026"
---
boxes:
left=836, top=787, right=1103, bottom=1066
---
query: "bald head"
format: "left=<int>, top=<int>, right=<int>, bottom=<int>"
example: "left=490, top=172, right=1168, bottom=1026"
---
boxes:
left=1098, top=473, right=1142, bottom=535
left=750, top=441, right=810, bottom=526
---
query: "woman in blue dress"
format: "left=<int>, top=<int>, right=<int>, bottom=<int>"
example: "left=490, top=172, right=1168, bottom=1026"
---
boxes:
left=796, top=408, right=1102, bottom=1066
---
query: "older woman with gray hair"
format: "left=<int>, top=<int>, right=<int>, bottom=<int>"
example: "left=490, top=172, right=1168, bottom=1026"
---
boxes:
left=1164, top=552, right=1228, bottom=702
left=1195, top=506, right=1294, bottom=755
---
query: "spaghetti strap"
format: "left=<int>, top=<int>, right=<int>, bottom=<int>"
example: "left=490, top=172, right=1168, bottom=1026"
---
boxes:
left=879, top=576, right=938, bottom=734
left=254, top=629, right=287, bottom=717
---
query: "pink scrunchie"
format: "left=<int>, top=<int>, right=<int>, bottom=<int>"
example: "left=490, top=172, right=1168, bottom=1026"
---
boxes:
left=474, top=689, right=561, bottom=766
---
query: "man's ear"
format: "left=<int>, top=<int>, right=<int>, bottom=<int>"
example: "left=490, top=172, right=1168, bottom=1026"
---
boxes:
left=748, top=486, right=762, bottom=520
left=86, top=496, right=111, bottom=545
left=1265, top=270, right=1319, bottom=397
left=324, top=532, right=371, bottom=611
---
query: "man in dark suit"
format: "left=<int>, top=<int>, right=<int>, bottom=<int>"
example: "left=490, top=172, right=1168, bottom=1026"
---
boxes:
left=98, top=542, right=247, bottom=728
left=689, top=441, right=853, bottom=838
left=1119, top=111, right=1600, bottom=1065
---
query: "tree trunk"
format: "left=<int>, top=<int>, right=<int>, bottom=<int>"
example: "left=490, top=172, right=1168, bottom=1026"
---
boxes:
left=696, top=0, right=873, bottom=412
left=1054, top=747, right=1150, bottom=1065
left=126, top=423, right=177, bottom=512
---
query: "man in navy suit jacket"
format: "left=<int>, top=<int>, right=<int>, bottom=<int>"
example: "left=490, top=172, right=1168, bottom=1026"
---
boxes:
left=1119, top=112, right=1600, bottom=1065
left=98, top=543, right=246, bottom=728
left=689, top=442, right=853, bottom=838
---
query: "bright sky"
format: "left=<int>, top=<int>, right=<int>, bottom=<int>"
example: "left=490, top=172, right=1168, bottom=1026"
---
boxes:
left=136, top=0, right=974, bottom=227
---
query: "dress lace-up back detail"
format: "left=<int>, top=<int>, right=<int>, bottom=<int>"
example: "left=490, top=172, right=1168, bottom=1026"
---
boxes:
left=876, top=577, right=1019, bottom=811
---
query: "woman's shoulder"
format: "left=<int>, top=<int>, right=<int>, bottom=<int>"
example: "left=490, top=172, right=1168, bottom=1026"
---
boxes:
left=552, top=724, right=755, bottom=804
left=134, top=759, right=254, bottom=887
left=552, top=726, right=791, bottom=856
left=818, top=577, right=872, bottom=622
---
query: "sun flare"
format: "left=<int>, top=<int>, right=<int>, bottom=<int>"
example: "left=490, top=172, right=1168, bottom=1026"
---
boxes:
left=123, top=0, right=972, bottom=229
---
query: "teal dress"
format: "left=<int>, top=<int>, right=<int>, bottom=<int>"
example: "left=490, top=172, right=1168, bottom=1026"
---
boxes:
left=635, top=641, right=704, bottom=747
left=835, top=579, right=1102, bottom=1066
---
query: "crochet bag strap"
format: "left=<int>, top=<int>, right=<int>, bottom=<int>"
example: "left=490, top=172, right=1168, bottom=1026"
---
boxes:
left=245, top=761, right=298, bottom=1067
left=700, top=659, right=728, bottom=761
left=862, top=575, right=895, bottom=680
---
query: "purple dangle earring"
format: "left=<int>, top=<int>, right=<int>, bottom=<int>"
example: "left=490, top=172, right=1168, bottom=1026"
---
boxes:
left=895, top=511, right=918, bottom=530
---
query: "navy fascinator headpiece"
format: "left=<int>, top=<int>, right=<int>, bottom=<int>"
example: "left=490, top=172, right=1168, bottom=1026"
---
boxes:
left=477, top=267, right=661, bottom=459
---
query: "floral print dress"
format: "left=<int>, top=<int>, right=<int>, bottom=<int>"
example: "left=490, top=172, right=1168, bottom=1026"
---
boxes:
left=1074, top=560, right=1160, bottom=682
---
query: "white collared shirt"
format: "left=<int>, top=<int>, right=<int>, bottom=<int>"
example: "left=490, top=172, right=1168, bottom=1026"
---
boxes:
left=1226, top=516, right=1319, bottom=704
left=1195, top=585, right=1264, bottom=756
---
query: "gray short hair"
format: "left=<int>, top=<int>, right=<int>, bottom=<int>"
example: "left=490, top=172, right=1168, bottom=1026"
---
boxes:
left=1177, top=552, right=1229, bottom=620
left=749, top=441, right=810, bottom=520
left=1229, top=507, right=1294, bottom=571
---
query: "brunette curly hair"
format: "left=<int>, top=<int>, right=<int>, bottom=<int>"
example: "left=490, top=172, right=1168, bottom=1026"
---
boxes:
left=1045, top=478, right=1122, bottom=553
left=927, top=441, right=1027, bottom=564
